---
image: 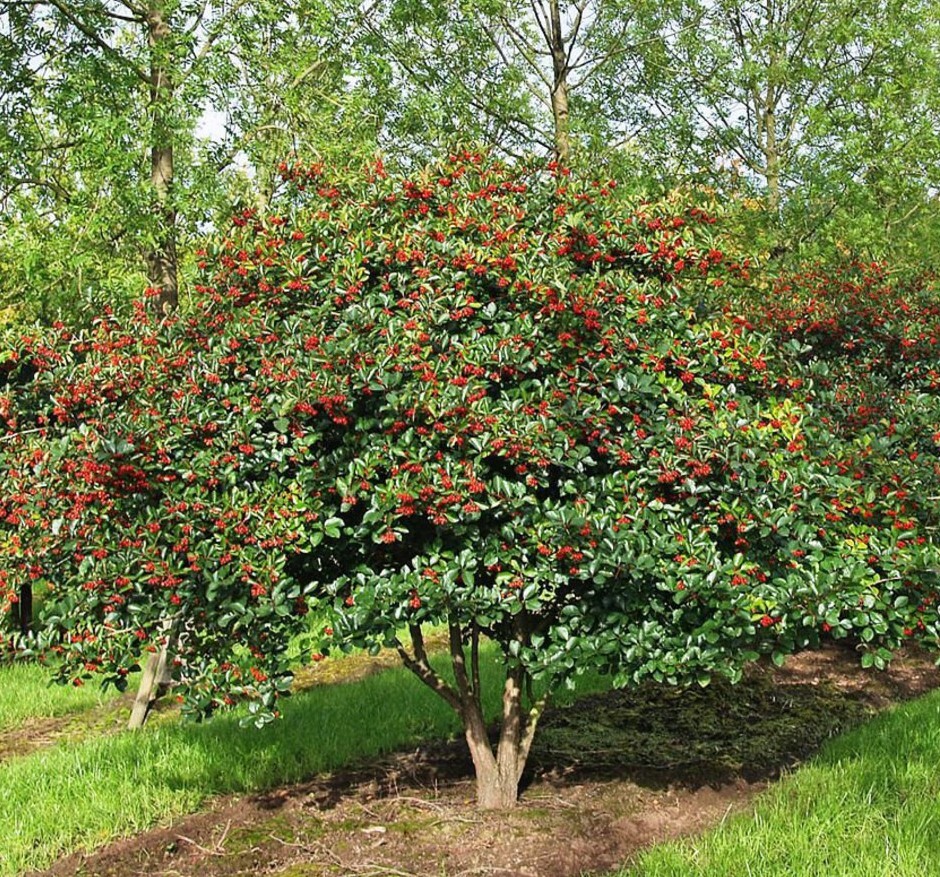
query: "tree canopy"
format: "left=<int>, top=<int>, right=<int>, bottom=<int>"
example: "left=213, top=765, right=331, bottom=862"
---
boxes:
left=2, top=0, right=939, bottom=326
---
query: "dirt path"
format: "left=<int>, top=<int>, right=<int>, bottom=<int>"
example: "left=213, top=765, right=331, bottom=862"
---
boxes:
left=28, top=643, right=940, bottom=877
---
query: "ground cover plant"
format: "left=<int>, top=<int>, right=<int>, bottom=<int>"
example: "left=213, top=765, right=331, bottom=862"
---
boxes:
left=1, top=153, right=939, bottom=809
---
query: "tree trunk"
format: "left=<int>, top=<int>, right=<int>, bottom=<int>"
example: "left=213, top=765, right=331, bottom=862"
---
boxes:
left=461, top=686, right=525, bottom=808
left=460, top=692, right=512, bottom=809
left=135, top=1, right=178, bottom=726
left=550, top=78, right=571, bottom=166
left=548, top=0, right=571, bottom=164
left=763, top=104, right=781, bottom=214
left=128, top=636, right=174, bottom=729
left=397, top=622, right=546, bottom=809
left=475, top=757, right=525, bottom=810
left=15, top=583, right=32, bottom=637
left=146, top=3, right=178, bottom=314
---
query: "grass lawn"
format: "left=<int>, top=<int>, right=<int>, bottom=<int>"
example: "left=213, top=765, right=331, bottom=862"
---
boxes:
left=5, top=647, right=940, bottom=877
left=0, top=661, right=124, bottom=732
left=0, top=662, right=464, bottom=875
left=622, top=688, right=940, bottom=877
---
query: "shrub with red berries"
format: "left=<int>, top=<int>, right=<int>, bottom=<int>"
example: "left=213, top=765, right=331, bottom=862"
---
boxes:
left=1, top=153, right=937, bottom=805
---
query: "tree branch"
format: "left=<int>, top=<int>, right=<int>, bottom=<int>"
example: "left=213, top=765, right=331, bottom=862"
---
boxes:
left=518, top=691, right=549, bottom=772
left=481, top=18, right=552, bottom=102
left=448, top=613, right=473, bottom=705
left=527, top=0, right=552, bottom=48
left=395, top=624, right=462, bottom=714
left=185, top=0, right=256, bottom=77
left=470, top=620, right=481, bottom=712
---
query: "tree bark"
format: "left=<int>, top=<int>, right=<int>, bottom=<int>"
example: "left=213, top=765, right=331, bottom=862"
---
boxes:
left=146, top=2, right=178, bottom=314
left=128, top=635, right=174, bottom=729
left=548, top=0, right=571, bottom=164
left=467, top=665, right=546, bottom=809
left=763, top=104, right=781, bottom=213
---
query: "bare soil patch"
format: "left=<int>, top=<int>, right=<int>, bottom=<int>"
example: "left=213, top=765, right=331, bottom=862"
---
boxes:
left=29, top=642, right=940, bottom=877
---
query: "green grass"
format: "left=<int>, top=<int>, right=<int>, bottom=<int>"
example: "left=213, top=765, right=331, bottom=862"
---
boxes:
left=0, top=651, right=608, bottom=876
left=6, top=650, right=939, bottom=877
left=621, top=689, right=940, bottom=877
left=0, top=662, right=122, bottom=731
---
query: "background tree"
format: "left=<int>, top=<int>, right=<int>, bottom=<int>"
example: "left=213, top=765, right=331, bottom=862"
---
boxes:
left=0, top=0, right=365, bottom=322
left=200, top=0, right=380, bottom=211
left=348, top=0, right=940, bottom=265
left=630, top=0, right=940, bottom=262
left=352, top=0, right=661, bottom=164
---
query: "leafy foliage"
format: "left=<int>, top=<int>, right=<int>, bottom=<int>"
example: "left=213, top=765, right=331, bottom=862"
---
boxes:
left=745, top=262, right=940, bottom=662
left=0, top=0, right=371, bottom=323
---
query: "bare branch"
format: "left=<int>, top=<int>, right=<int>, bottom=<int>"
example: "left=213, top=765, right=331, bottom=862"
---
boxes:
left=184, top=0, right=255, bottom=76
left=354, top=7, right=552, bottom=155
left=114, top=0, right=148, bottom=18
left=481, top=18, right=552, bottom=103
left=183, top=0, right=211, bottom=37
left=497, top=11, right=554, bottom=83
left=2, top=174, right=72, bottom=202
left=564, top=0, right=587, bottom=71
left=569, top=21, right=703, bottom=89
left=527, top=0, right=552, bottom=47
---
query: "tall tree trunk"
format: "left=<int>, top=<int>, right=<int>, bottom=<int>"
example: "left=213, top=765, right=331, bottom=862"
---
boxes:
left=548, top=0, right=571, bottom=164
left=146, top=3, right=178, bottom=314
left=127, top=3, right=179, bottom=732
left=763, top=104, right=781, bottom=214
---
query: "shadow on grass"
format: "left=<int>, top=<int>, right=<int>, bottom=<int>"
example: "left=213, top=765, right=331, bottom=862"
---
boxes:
left=529, top=669, right=872, bottom=792
left=155, top=657, right=878, bottom=805
left=147, top=663, right=470, bottom=795
left=619, top=690, right=940, bottom=876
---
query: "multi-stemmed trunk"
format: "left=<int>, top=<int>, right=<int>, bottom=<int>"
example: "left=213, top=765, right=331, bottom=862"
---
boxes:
left=465, top=665, right=543, bottom=809
left=397, top=617, right=547, bottom=809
